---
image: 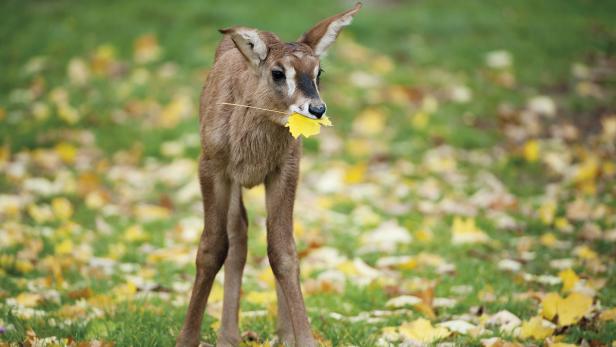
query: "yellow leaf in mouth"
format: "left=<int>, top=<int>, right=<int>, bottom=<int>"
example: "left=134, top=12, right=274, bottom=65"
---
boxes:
left=285, top=113, right=333, bottom=139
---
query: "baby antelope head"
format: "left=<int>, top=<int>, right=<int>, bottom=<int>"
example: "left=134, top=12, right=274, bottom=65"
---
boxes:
left=219, top=2, right=362, bottom=122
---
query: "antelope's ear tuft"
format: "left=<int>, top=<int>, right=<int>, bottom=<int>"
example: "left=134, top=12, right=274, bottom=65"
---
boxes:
left=298, top=2, right=362, bottom=56
left=220, top=26, right=268, bottom=66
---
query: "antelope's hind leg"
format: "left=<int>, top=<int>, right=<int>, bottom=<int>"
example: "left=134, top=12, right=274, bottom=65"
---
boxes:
left=217, top=184, right=248, bottom=346
left=176, top=163, right=231, bottom=347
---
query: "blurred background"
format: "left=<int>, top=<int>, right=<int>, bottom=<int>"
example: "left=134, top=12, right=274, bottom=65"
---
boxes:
left=1, top=0, right=615, bottom=346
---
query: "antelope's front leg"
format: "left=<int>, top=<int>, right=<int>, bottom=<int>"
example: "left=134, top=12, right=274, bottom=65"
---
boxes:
left=275, top=279, right=295, bottom=345
left=265, top=157, right=316, bottom=347
left=217, top=184, right=248, bottom=347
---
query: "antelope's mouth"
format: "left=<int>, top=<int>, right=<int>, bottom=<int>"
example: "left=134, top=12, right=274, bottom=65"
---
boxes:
left=290, top=105, right=318, bottom=120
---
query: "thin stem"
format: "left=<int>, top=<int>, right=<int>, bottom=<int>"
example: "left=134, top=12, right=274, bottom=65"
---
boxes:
left=219, top=102, right=288, bottom=115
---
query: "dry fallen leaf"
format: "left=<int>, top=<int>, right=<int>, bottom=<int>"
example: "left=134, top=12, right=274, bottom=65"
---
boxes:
left=385, top=295, right=422, bottom=308
left=519, top=316, right=556, bottom=340
left=541, top=292, right=593, bottom=327
left=452, top=216, right=490, bottom=244
left=486, top=310, right=521, bottom=333
left=51, top=197, right=74, bottom=221
left=15, top=292, right=42, bottom=307
left=559, top=268, right=579, bottom=293
left=399, top=318, right=450, bottom=343
left=244, top=290, right=277, bottom=306
left=598, top=307, right=616, bottom=322
left=437, top=320, right=478, bottom=335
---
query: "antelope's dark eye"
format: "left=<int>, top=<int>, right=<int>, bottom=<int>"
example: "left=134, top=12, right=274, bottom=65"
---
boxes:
left=271, top=70, right=285, bottom=81
left=318, top=68, right=324, bottom=78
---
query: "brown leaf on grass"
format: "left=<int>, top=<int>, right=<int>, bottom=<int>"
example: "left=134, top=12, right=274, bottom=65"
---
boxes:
left=68, top=287, right=93, bottom=300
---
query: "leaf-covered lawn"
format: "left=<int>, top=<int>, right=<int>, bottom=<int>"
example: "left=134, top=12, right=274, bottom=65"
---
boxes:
left=1, top=0, right=615, bottom=346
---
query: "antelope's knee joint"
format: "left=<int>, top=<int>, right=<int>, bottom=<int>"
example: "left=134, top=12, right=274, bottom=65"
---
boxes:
left=196, top=245, right=228, bottom=271
left=267, top=246, right=298, bottom=277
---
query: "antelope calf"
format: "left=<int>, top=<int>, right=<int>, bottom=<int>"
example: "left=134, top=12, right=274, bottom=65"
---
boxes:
left=176, top=3, right=362, bottom=347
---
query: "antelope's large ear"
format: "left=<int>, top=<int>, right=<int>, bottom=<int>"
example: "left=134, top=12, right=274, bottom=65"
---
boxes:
left=298, top=2, right=362, bottom=56
left=219, top=27, right=268, bottom=66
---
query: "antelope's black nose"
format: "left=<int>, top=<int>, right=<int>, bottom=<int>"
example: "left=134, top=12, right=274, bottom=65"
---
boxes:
left=308, top=103, right=326, bottom=118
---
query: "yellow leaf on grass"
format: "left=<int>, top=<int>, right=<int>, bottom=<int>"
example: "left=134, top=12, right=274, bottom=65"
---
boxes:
left=559, top=269, right=580, bottom=293
left=540, top=233, right=558, bottom=248
left=337, top=260, right=359, bottom=276
left=599, top=307, right=616, bottom=321
left=573, top=157, right=598, bottom=184
left=397, top=257, right=418, bottom=270
left=558, top=293, right=593, bottom=326
left=414, top=229, right=433, bottom=243
left=411, top=111, right=429, bottom=129
left=113, top=281, right=137, bottom=298
left=134, top=34, right=161, bottom=64
left=519, top=316, right=555, bottom=340
left=257, top=267, right=276, bottom=289
left=399, top=318, right=449, bottom=343
left=15, top=260, right=34, bottom=273
left=352, top=108, right=384, bottom=136
left=538, top=200, right=557, bottom=225
left=542, top=292, right=593, bottom=327
left=55, top=239, right=74, bottom=255
left=245, top=342, right=272, bottom=347
left=28, top=204, right=53, bottom=223
left=541, top=293, right=561, bottom=321
left=523, top=140, right=540, bottom=162
left=15, top=292, right=42, bottom=307
left=549, top=343, right=578, bottom=347
left=54, top=142, right=77, bottom=164
left=51, top=197, right=74, bottom=221
left=554, top=217, right=572, bottom=232
left=209, top=282, right=224, bottom=302
left=574, top=245, right=598, bottom=261
left=451, top=217, right=489, bottom=244
left=344, top=163, right=367, bottom=184
left=244, top=290, right=277, bottom=306
left=413, top=302, right=437, bottom=320
left=134, top=204, right=171, bottom=221
left=285, top=113, right=332, bottom=139
left=124, top=225, right=148, bottom=242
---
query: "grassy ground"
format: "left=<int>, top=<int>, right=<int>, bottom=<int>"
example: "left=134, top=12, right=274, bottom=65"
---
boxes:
left=1, top=0, right=615, bottom=346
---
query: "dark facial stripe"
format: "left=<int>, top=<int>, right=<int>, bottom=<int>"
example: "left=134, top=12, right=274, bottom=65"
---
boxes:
left=297, top=72, right=319, bottom=99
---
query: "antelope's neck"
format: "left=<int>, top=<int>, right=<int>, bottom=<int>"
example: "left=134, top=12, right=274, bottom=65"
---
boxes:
left=227, top=108, right=297, bottom=188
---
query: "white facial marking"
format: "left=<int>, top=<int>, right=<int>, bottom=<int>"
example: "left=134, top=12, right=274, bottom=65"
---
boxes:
left=314, top=15, right=353, bottom=56
left=283, top=63, right=296, bottom=97
left=290, top=104, right=317, bottom=119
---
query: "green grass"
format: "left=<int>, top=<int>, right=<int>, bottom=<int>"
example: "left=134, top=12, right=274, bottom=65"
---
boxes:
left=1, top=0, right=616, bottom=346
